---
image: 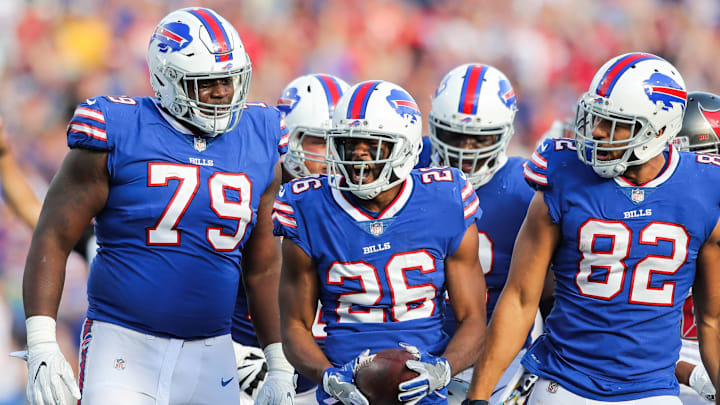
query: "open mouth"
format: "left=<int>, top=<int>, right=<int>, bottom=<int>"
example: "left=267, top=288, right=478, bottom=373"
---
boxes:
left=351, top=163, right=373, bottom=183
left=596, top=149, right=614, bottom=161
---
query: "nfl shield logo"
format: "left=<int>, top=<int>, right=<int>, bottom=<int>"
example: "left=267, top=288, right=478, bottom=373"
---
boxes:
left=631, top=188, right=645, bottom=203
left=370, top=221, right=384, bottom=236
left=547, top=380, right=559, bottom=393
left=194, top=136, right=206, bottom=152
left=114, top=358, right=126, bottom=371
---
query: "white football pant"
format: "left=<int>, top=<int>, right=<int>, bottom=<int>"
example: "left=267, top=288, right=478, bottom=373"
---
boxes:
left=77, top=319, right=240, bottom=405
left=527, top=378, right=681, bottom=405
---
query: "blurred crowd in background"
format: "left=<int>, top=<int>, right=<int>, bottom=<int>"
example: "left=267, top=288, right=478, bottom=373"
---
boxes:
left=1, top=0, right=720, bottom=403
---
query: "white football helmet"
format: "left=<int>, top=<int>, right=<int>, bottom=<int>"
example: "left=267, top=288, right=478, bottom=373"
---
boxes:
left=327, top=80, right=423, bottom=200
left=147, top=7, right=252, bottom=136
left=575, top=52, right=687, bottom=177
left=429, top=63, right=518, bottom=188
left=277, top=74, right=350, bottom=178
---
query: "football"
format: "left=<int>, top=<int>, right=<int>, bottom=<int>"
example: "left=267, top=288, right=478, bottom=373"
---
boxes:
left=355, top=348, right=419, bottom=405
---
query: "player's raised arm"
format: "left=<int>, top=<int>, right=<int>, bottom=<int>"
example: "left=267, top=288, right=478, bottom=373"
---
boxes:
left=467, top=191, right=559, bottom=400
left=441, top=222, right=486, bottom=373
left=693, top=217, right=720, bottom=399
left=21, top=147, right=108, bottom=403
left=0, top=119, right=42, bottom=228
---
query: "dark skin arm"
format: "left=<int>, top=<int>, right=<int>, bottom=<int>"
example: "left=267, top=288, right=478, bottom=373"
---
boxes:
left=23, top=148, right=109, bottom=318
left=692, top=217, right=720, bottom=400
left=279, top=238, right=326, bottom=383
left=467, top=192, right=559, bottom=399
left=442, top=222, right=486, bottom=373
left=243, top=161, right=283, bottom=347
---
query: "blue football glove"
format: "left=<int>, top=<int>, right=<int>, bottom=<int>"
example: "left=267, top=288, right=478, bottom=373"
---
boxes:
left=322, top=349, right=371, bottom=405
left=398, top=343, right=451, bottom=405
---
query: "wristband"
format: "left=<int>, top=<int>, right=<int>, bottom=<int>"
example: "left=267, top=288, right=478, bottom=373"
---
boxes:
left=26, top=316, right=57, bottom=347
left=461, top=400, right=489, bottom=405
left=263, top=342, right=294, bottom=373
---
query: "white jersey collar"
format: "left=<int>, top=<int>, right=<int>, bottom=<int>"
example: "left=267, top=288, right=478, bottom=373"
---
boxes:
left=331, top=176, right=414, bottom=222
left=613, top=145, right=679, bottom=188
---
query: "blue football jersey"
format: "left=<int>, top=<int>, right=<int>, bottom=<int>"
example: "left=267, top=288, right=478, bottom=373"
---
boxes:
left=520, top=138, right=720, bottom=400
left=442, top=157, right=534, bottom=336
left=68, top=96, right=285, bottom=339
left=273, top=168, right=481, bottom=404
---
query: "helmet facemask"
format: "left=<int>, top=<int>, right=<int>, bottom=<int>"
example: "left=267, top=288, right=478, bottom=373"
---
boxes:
left=429, top=116, right=512, bottom=188
left=327, top=128, right=410, bottom=200
left=575, top=93, right=660, bottom=178
left=156, top=65, right=251, bottom=136
left=284, top=126, right=330, bottom=177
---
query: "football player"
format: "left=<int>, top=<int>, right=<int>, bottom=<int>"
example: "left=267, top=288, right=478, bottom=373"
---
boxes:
left=15, top=8, right=291, bottom=405
left=427, top=63, right=537, bottom=405
left=278, top=73, right=351, bottom=180
left=274, top=80, right=487, bottom=405
left=231, top=73, right=350, bottom=405
left=466, top=52, right=720, bottom=404
left=671, top=91, right=720, bottom=405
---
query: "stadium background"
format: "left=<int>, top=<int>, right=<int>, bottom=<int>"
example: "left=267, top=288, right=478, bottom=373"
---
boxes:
left=0, top=0, right=718, bottom=402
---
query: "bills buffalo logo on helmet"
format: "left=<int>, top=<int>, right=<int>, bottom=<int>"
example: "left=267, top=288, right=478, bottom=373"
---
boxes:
left=497, top=79, right=517, bottom=110
left=276, top=87, right=301, bottom=116
left=152, top=22, right=193, bottom=53
left=643, top=72, right=687, bottom=111
left=435, top=75, right=450, bottom=98
left=386, top=89, right=420, bottom=124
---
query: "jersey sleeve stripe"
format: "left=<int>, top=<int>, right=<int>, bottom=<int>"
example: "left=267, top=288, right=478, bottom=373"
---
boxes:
left=463, top=195, right=480, bottom=219
left=280, top=117, right=287, bottom=130
left=273, top=201, right=294, bottom=214
left=278, top=133, right=289, bottom=147
left=73, top=107, right=106, bottom=123
left=461, top=182, right=474, bottom=201
left=523, top=162, right=548, bottom=186
left=531, top=151, right=548, bottom=169
left=69, top=122, right=107, bottom=141
left=272, top=211, right=297, bottom=228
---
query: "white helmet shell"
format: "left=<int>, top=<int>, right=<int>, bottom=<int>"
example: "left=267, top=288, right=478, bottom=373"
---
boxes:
left=328, top=80, right=423, bottom=200
left=277, top=74, right=350, bottom=178
left=147, top=8, right=252, bottom=136
left=575, top=52, right=686, bottom=177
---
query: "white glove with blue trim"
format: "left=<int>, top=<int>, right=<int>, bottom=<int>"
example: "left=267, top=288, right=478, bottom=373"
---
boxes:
left=398, top=343, right=451, bottom=405
left=322, top=349, right=371, bottom=405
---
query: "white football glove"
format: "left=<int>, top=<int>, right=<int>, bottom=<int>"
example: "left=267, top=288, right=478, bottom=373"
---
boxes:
left=322, top=349, right=371, bottom=405
left=398, top=343, right=451, bottom=405
left=233, top=342, right=268, bottom=399
left=689, top=364, right=716, bottom=401
left=254, top=343, right=296, bottom=405
left=12, top=316, right=81, bottom=405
